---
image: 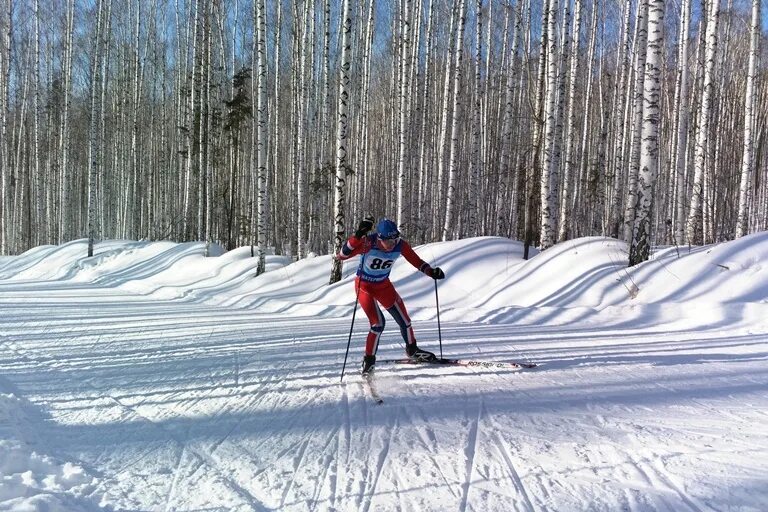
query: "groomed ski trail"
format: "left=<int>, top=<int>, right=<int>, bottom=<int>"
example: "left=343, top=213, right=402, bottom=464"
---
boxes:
left=1, top=279, right=767, bottom=511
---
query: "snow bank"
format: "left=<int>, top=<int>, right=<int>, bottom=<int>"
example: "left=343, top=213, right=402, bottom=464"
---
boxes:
left=1, top=233, right=767, bottom=313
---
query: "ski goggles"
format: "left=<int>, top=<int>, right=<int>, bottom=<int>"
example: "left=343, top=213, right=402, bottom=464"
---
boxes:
left=380, top=234, right=400, bottom=244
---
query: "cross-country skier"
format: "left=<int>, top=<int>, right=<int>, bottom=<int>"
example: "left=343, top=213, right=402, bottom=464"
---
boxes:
left=337, top=216, right=445, bottom=374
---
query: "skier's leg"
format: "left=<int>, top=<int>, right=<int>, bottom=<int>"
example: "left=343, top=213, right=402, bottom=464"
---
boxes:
left=386, top=295, right=416, bottom=347
left=357, top=282, right=386, bottom=357
left=379, top=284, right=435, bottom=360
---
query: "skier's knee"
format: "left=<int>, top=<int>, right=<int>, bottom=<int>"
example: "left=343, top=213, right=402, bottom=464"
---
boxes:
left=386, top=306, right=409, bottom=329
left=371, top=319, right=385, bottom=333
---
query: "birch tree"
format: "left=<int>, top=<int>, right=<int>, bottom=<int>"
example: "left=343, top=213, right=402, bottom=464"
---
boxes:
left=330, top=0, right=352, bottom=284
left=87, top=0, right=106, bottom=257
left=33, top=0, right=41, bottom=246
left=255, top=0, right=267, bottom=273
left=396, top=0, right=412, bottom=226
left=735, top=0, right=760, bottom=238
left=607, top=0, right=633, bottom=238
left=0, top=0, right=10, bottom=254
left=623, top=0, right=650, bottom=243
left=630, top=0, right=664, bottom=266
left=672, top=0, right=692, bottom=244
left=469, top=0, right=482, bottom=236
left=523, top=0, right=552, bottom=257
left=441, top=0, right=467, bottom=242
left=435, top=2, right=459, bottom=236
left=539, top=0, right=559, bottom=250
left=686, top=0, right=719, bottom=245
left=557, top=0, right=583, bottom=242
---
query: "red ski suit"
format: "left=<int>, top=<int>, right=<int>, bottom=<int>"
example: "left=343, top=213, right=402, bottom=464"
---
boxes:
left=337, top=234, right=434, bottom=356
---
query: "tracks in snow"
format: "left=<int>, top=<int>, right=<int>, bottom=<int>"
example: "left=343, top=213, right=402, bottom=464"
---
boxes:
left=2, top=283, right=766, bottom=511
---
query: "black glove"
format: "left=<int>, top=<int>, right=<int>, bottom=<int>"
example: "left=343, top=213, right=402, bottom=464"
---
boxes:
left=354, top=215, right=376, bottom=239
left=430, top=267, right=445, bottom=280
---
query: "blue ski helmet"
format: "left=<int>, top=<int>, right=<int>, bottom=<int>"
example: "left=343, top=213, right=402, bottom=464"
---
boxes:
left=376, top=218, right=400, bottom=240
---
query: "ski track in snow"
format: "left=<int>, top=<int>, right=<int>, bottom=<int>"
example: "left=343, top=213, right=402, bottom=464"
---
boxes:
left=2, top=237, right=768, bottom=511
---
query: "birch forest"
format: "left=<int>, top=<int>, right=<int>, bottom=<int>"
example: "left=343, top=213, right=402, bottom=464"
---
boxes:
left=0, top=0, right=766, bottom=269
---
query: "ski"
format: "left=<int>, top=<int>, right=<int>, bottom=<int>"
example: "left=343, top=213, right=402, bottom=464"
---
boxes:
left=362, top=373, right=384, bottom=404
left=378, top=358, right=537, bottom=370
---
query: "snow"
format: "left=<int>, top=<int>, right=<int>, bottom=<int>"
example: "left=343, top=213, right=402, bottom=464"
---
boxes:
left=1, top=234, right=767, bottom=511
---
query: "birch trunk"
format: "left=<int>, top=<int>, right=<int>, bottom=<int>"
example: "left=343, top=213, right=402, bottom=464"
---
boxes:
left=323, top=0, right=332, bottom=169
left=673, top=0, right=692, bottom=244
left=607, top=0, right=633, bottom=238
left=396, top=0, right=411, bottom=226
left=686, top=0, right=719, bottom=245
left=539, top=0, right=559, bottom=250
left=735, top=0, right=760, bottom=238
left=0, top=0, right=10, bottom=253
left=468, top=0, right=482, bottom=237
left=557, top=0, right=582, bottom=242
left=87, top=0, right=106, bottom=257
left=295, top=1, right=310, bottom=259
left=416, top=0, right=433, bottom=228
left=256, top=0, right=268, bottom=273
left=630, top=0, right=664, bottom=266
left=524, top=0, right=550, bottom=258
left=435, top=2, right=459, bottom=237
left=441, top=0, right=467, bottom=241
left=183, top=0, right=200, bottom=239
left=623, top=0, right=649, bottom=243
left=357, top=0, right=375, bottom=218
left=330, top=0, right=352, bottom=284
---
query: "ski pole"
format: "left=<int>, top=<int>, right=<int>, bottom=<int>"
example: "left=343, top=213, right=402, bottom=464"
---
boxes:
left=340, top=284, right=360, bottom=382
left=341, top=253, right=365, bottom=382
left=434, top=278, right=443, bottom=359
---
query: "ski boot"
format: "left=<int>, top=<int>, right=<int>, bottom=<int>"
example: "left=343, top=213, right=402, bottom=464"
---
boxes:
left=361, top=355, right=376, bottom=375
left=406, top=343, right=436, bottom=362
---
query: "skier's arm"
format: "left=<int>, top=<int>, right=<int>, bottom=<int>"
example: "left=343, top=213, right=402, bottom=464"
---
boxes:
left=338, top=216, right=375, bottom=261
left=337, top=235, right=366, bottom=261
left=401, top=241, right=445, bottom=279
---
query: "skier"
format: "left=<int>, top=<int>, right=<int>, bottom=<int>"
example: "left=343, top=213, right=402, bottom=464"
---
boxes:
left=337, top=216, right=445, bottom=374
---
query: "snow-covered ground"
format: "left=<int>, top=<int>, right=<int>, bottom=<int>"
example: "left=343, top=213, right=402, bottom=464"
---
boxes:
left=1, top=234, right=767, bottom=511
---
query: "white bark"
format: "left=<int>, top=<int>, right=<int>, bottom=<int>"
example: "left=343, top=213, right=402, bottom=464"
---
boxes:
left=557, top=0, right=582, bottom=243
left=672, top=0, right=692, bottom=244
left=539, top=0, right=559, bottom=250
left=416, top=0, right=433, bottom=224
left=608, top=0, right=633, bottom=238
left=330, top=0, right=352, bottom=283
left=623, top=0, right=650, bottom=243
left=735, top=0, right=760, bottom=238
left=435, top=2, right=459, bottom=236
left=183, top=0, right=200, bottom=239
left=686, top=0, right=719, bottom=245
left=87, top=0, right=106, bottom=257
left=357, top=0, right=375, bottom=218
left=33, top=0, right=41, bottom=245
left=295, top=1, right=311, bottom=259
left=0, top=0, right=10, bottom=253
left=256, top=0, right=268, bottom=273
left=321, top=0, right=331, bottom=166
left=396, top=0, right=411, bottom=226
left=469, top=0, right=482, bottom=237
left=630, top=0, right=664, bottom=266
left=441, top=0, right=467, bottom=242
